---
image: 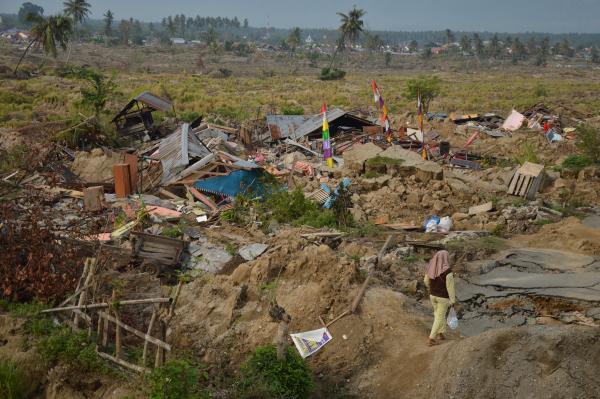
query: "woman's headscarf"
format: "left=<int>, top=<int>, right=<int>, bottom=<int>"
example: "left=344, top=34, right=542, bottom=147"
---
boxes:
left=426, top=250, right=451, bottom=279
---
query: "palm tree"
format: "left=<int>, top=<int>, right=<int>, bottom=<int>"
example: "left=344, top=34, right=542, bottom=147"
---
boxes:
left=329, top=6, right=365, bottom=68
left=63, top=0, right=91, bottom=63
left=14, top=14, right=73, bottom=74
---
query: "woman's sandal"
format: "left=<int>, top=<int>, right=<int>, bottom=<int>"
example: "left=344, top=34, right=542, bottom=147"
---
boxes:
left=436, top=333, right=446, bottom=341
left=428, top=338, right=439, bottom=346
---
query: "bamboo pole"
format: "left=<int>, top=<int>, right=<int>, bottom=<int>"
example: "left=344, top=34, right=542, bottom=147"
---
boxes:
left=154, top=319, right=167, bottom=368
left=97, top=313, right=104, bottom=349
left=74, top=258, right=97, bottom=328
left=142, top=309, right=158, bottom=366
left=112, top=290, right=122, bottom=360
left=99, top=311, right=170, bottom=351
left=41, top=298, right=172, bottom=314
left=97, top=351, right=151, bottom=374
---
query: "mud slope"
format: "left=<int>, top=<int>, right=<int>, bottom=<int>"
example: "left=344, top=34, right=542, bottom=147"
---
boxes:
left=170, top=231, right=600, bottom=398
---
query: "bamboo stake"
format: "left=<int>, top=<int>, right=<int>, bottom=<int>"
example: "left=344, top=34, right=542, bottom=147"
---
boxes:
left=74, top=258, right=97, bottom=328
left=99, top=311, right=170, bottom=351
left=41, top=298, right=172, bottom=314
left=97, top=313, right=104, bottom=349
left=97, top=351, right=150, bottom=374
left=154, top=319, right=167, bottom=368
left=142, top=309, right=158, bottom=366
left=112, top=290, right=122, bottom=360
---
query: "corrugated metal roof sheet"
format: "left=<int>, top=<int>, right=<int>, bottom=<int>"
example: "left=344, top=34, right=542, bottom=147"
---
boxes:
left=266, top=109, right=375, bottom=141
left=266, top=115, right=308, bottom=140
left=135, top=91, right=173, bottom=112
left=154, top=123, right=211, bottom=184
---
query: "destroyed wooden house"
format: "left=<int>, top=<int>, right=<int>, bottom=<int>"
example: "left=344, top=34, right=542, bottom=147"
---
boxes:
left=112, top=92, right=173, bottom=138
left=265, top=108, right=376, bottom=142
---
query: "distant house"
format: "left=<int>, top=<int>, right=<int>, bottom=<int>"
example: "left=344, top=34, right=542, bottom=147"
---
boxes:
left=305, top=35, right=313, bottom=44
left=170, top=38, right=186, bottom=45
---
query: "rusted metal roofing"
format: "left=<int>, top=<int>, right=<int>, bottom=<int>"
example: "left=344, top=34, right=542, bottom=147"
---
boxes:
left=266, top=109, right=375, bottom=141
left=266, top=115, right=308, bottom=140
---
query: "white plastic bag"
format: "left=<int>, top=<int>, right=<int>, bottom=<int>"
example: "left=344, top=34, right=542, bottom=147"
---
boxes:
left=447, top=307, right=458, bottom=330
left=437, top=216, right=453, bottom=233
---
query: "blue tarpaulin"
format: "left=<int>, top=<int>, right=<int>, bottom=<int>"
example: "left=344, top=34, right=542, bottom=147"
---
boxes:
left=194, top=169, right=263, bottom=197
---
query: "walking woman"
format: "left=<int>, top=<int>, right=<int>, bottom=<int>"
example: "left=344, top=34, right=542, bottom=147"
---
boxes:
left=423, top=250, right=456, bottom=346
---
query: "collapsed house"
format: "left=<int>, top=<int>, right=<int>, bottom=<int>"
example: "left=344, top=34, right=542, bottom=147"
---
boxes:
left=112, top=92, right=173, bottom=138
left=265, top=108, right=377, bottom=142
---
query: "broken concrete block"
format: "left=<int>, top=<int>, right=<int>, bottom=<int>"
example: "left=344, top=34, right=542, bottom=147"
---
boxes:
left=468, top=202, right=494, bottom=215
left=378, top=145, right=443, bottom=182
left=238, top=243, right=269, bottom=261
left=342, top=142, right=383, bottom=172
left=83, top=186, right=104, bottom=212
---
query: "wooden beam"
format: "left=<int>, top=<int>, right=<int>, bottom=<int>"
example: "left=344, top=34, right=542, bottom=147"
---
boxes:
left=99, top=311, right=171, bottom=351
left=187, top=186, right=218, bottom=212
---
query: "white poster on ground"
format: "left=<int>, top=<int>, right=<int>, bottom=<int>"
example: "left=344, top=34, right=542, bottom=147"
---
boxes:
left=290, top=327, right=333, bottom=358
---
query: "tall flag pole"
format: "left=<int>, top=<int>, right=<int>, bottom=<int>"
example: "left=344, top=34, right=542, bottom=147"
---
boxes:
left=417, top=87, right=427, bottom=159
left=372, top=80, right=392, bottom=143
left=322, top=104, right=334, bottom=168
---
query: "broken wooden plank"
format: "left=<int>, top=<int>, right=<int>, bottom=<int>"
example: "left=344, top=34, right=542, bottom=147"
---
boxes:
left=187, top=186, right=218, bottom=212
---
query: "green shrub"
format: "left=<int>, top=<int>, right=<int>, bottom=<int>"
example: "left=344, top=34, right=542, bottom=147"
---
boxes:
left=37, top=327, right=107, bottom=373
left=562, top=154, right=593, bottom=171
left=281, top=104, right=304, bottom=115
left=0, top=145, right=30, bottom=174
left=514, top=142, right=539, bottom=165
left=146, top=360, right=206, bottom=399
left=240, top=345, right=314, bottom=399
left=533, top=84, right=548, bottom=97
left=575, top=124, right=600, bottom=163
left=318, top=67, right=346, bottom=81
left=0, top=359, right=29, bottom=399
left=179, top=111, right=202, bottom=123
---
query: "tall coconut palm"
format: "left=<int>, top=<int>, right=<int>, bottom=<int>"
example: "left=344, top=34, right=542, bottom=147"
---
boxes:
left=63, top=0, right=91, bottom=63
left=329, top=6, right=365, bottom=68
left=14, top=14, right=72, bottom=74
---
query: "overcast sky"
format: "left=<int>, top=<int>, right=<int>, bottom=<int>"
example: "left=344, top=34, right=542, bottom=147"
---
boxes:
left=2, top=0, right=600, bottom=33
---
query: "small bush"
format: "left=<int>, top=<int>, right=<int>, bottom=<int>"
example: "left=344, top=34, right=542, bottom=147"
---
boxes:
left=240, top=345, right=314, bottom=399
left=281, top=104, right=304, bottom=115
left=179, top=111, right=202, bottom=123
left=533, top=84, right=548, bottom=97
left=37, top=327, right=108, bottom=373
left=318, top=67, right=346, bottom=81
left=575, top=124, right=600, bottom=163
left=146, top=360, right=206, bottom=399
left=514, top=142, right=539, bottom=165
left=0, top=359, right=29, bottom=399
left=562, top=154, right=593, bottom=171
left=0, top=145, right=30, bottom=174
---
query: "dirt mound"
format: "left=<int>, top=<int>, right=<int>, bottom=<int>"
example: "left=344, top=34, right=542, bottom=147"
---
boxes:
left=427, top=326, right=600, bottom=399
left=71, top=148, right=124, bottom=183
left=512, top=217, right=600, bottom=256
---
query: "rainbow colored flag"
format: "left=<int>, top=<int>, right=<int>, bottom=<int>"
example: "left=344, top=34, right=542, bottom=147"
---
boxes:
left=372, top=80, right=391, bottom=142
left=321, top=104, right=333, bottom=168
